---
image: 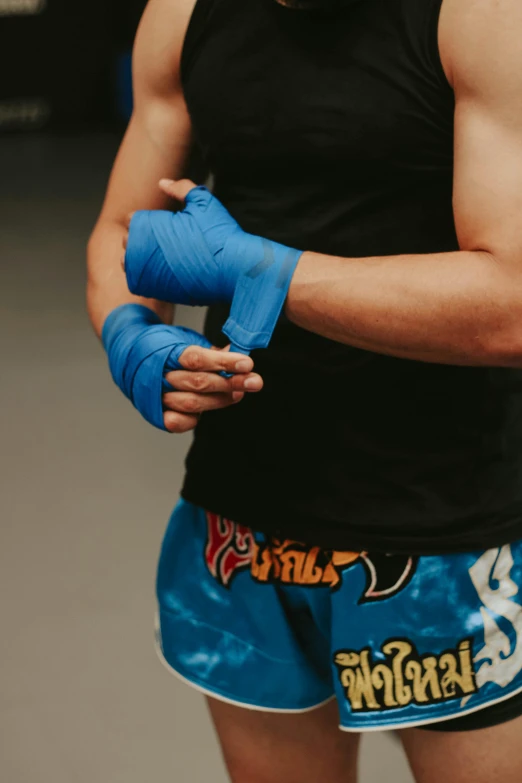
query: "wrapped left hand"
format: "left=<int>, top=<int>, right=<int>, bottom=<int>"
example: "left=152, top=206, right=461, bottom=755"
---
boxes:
left=123, top=179, right=303, bottom=354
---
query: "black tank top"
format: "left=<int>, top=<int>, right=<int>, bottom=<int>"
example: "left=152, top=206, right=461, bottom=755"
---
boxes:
left=180, top=0, right=522, bottom=554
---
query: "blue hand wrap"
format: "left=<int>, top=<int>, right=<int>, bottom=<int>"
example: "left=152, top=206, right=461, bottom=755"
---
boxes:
left=124, top=186, right=303, bottom=354
left=102, top=303, right=212, bottom=430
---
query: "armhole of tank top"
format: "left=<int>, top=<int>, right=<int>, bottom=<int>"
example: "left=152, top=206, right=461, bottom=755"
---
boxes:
left=426, top=0, right=453, bottom=95
left=180, top=0, right=216, bottom=86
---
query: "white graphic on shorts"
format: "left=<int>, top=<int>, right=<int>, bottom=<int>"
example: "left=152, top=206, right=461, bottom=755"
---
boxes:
left=467, top=545, right=522, bottom=696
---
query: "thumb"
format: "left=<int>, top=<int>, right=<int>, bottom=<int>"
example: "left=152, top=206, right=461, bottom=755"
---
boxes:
left=159, top=178, right=197, bottom=202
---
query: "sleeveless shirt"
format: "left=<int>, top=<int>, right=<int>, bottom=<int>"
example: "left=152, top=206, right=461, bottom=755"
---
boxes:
left=179, top=0, right=522, bottom=554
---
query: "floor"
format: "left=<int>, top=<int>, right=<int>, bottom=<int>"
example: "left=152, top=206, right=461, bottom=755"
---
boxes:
left=0, top=133, right=414, bottom=782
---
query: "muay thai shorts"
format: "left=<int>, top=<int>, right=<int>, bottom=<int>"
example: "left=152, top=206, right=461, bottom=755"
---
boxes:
left=155, top=499, right=522, bottom=731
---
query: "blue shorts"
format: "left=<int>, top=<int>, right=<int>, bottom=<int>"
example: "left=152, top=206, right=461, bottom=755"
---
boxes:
left=155, top=499, right=522, bottom=732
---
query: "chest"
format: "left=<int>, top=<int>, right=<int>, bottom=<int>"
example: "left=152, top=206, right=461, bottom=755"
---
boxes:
left=183, top=0, right=454, bottom=182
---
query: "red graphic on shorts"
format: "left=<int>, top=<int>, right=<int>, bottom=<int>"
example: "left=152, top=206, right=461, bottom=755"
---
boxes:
left=204, top=512, right=418, bottom=600
left=205, top=512, right=254, bottom=587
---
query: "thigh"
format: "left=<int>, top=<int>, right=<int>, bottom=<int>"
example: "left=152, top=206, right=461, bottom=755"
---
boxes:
left=207, top=696, right=360, bottom=783
left=401, top=714, right=522, bottom=783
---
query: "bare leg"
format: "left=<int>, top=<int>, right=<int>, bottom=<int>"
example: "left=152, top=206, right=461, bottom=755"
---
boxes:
left=207, top=696, right=360, bottom=783
left=401, top=715, right=522, bottom=783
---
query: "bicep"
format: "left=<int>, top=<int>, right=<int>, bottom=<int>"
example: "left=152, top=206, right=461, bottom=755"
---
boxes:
left=453, top=99, right=522, bottom=264
left=97, top=0, right=197, bottom=225
left=445, top=0, right=522, bottom=267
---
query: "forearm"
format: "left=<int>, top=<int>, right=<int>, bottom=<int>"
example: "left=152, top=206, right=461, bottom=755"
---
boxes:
left=87, top=218, right=173, bottom=338
left=286, top=249, right=522, bottom=366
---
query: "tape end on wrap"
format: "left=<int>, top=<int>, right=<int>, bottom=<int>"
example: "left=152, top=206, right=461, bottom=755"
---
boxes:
left=222, top=318, right=271, bottom=353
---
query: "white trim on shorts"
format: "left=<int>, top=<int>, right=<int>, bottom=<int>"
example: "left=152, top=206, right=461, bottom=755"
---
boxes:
left=154, top=613, right=522, bottom=731
left=338, top=680, right=522, bottom=732
left=154, top=613, right=336, bottom=715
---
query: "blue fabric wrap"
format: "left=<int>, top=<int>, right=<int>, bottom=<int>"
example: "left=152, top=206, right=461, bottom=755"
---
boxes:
left=124, top=186, right=303, bottom=354
left=101, top=304, right=212, bottom=430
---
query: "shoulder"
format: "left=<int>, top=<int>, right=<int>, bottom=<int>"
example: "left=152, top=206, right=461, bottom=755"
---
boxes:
left=132, top=0, right=200, bottom=99
left=439, top=0, right=522, bottom=95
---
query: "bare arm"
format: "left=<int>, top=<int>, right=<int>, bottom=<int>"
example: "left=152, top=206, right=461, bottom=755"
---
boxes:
left=285, top=0, right=522, bottom=367
left=88, top=0, right=263, bottom=433
left=87, top=0, right=197, bottom=336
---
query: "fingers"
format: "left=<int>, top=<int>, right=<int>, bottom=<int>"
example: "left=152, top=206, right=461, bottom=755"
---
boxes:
left=162, top=383, right=250, bottom=434
left=179, top=344, right=254, bottom=374
left=121, top=177, right=195, bottom=261
left=164, top=369, right=263, bottom=394
left=159, top=178, right=198, bottom=201
left=163, top=411, right=200, bottom=434
left=163, top=390, right=244, bottom=416
left=162, top=345, right=263, bottom=434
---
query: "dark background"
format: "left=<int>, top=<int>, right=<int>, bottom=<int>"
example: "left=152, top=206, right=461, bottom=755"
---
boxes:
left=0, top=0, right=146, bottom=132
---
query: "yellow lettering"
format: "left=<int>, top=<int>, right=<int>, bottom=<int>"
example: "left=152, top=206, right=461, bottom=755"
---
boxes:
left=457, top=640, right=477, bottom=695
left=335, top=638, right=477, bottom=713
left=440, top=642, right=476, bottom=698
left=341, top=650, right=380, bottom=711
left=340, top=667, right=357, bottom=705
left=439, top=653, right=460, bottom=698
left=371, top=664, right=398, bottom=707
left=335, top=652, right=360, bottom=667
left=405, top=657, right=442, bottom=703
left=383, top=641, right=413, bottom=706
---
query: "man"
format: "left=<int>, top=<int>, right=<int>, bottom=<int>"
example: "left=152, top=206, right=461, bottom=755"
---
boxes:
left=87, top=0, right=522, bottom=780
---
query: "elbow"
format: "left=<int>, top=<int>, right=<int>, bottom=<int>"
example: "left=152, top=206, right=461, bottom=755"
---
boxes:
left=479, top=322, right=522, bottom=368
left=476, top=259, right=522, bottom=367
